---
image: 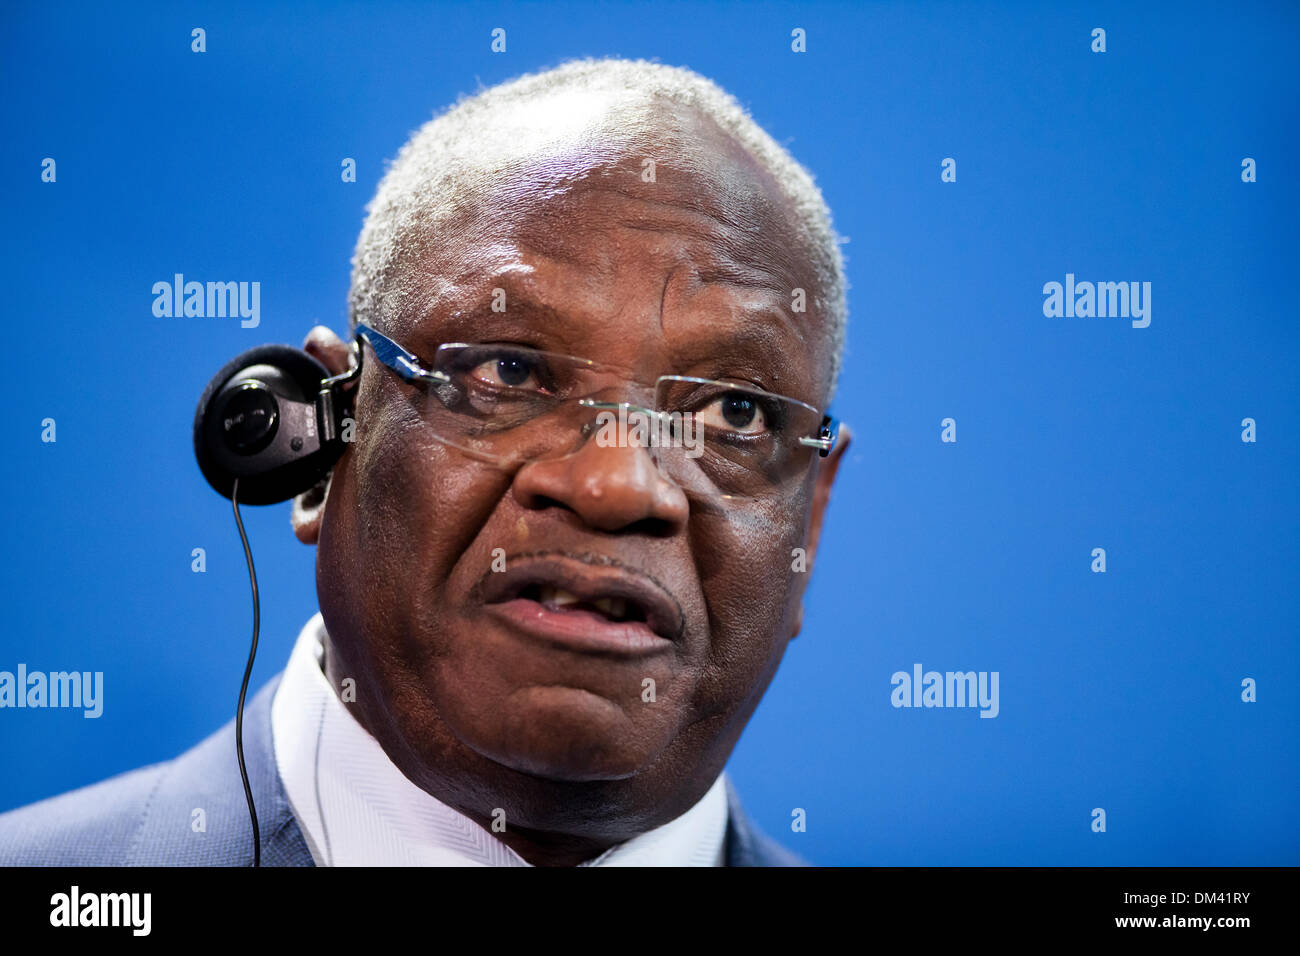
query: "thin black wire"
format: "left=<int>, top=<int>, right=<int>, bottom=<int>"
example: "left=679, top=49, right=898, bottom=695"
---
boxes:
left=231, top=478, right=262, bottom=867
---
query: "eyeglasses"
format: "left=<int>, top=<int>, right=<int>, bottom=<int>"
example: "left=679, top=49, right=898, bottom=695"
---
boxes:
left=351, top=322, right=839, bottom=501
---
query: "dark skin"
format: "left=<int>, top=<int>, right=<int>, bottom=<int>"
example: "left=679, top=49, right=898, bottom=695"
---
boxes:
left=291, top=99, right=851, bottom=866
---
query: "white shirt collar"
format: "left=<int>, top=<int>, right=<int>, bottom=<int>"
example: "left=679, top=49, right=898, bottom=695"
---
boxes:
left=271, top=613, right=729, bottom=866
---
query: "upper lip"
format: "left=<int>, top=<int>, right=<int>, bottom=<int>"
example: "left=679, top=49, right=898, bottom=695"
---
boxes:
left=478, top=553, right=685, bottom=642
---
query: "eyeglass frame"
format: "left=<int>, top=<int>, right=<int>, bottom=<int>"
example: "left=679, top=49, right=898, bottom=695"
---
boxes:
left=338, top=321, right=840, bottom=460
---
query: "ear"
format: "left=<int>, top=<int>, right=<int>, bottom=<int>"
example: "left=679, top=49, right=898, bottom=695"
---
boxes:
left=790, top=423, right=851, bottom=638
left=291, top=326, right=353, bottom=545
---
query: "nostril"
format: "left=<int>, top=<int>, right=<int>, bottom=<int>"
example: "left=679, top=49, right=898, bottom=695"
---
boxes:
left=511, top=448, right=688, bottom=533
left=619, top=515, right=678, bottom=539
left=522, top=493, right=568, bottom=513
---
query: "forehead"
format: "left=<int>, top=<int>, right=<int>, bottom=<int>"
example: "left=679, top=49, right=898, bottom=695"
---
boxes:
left=381, top=98, right=833, bottom=399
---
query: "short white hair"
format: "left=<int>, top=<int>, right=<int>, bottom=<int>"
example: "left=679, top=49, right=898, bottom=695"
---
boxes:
left=349, top=57, right=847, bottom=395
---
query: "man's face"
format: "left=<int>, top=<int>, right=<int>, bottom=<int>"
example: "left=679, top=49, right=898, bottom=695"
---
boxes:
left=311, top=99, right=845, bottom=846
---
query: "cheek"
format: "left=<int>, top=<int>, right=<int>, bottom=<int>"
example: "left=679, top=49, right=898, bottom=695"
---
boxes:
left=690, top=483, right=814, bottom=686
left=318, top=384, right=509, bottom=665
left=359, top=383, right=504, bottom=561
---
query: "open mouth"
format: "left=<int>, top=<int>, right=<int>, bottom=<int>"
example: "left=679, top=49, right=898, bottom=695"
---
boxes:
left=517, top=584, right=649, bottom=625
left=479, top=555, right=684, bottom=654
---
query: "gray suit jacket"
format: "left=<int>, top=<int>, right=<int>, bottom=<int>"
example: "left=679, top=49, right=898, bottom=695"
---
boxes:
left=0, top=675, right=804, bottom=866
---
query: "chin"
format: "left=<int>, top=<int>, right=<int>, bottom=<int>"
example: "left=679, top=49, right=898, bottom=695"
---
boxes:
left=462, top=684, right=665, bottom=783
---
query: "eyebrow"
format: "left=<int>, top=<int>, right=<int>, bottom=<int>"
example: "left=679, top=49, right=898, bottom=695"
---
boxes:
left=409, top=281, right=818, bottom=397
left=671, top=317, right=816, bottom=398
left=419, top=299, right=587, bottom=356
left=694, top=261, right=793, bottom=297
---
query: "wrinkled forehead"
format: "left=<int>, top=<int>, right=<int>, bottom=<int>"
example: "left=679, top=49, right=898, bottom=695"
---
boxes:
left=369, top=93, right=831, bottom=387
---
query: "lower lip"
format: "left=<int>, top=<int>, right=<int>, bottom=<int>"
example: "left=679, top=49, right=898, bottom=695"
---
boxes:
left=485, top=599, right=674, bottom=657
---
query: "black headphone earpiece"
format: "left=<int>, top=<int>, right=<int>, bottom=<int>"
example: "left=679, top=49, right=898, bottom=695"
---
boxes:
left=194, top=343, right=356, bottom=505
left=194, top=340, right=361, bottom=866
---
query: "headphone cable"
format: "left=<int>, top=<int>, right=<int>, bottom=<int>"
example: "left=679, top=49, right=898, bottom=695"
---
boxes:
left=231, top=478, right=262, bottom=867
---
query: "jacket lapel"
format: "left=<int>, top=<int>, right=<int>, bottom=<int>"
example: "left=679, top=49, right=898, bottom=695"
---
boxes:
left=129, top=673, right=314, bottom=866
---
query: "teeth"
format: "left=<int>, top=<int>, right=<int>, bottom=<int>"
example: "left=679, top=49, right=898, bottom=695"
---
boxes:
left=594, top=597, right=627, bottom=619
left=541, top=586, right=581, bottom=607
left=536, top=587, right=627, bottom=620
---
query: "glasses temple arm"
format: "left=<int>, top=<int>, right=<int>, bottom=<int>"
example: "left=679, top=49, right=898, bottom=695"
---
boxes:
left=798, top=415, right=838, bottom=457
left=354, top=322, right=449, bottom=384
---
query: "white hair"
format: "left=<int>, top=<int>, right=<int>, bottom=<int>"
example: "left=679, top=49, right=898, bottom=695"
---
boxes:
left=349, top=57, right=847, bottom=395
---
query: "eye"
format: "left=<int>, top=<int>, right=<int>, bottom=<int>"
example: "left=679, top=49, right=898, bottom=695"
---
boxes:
left=696, top=392, right=769, bottom=435
left=470, top=351, right=541, bottom=389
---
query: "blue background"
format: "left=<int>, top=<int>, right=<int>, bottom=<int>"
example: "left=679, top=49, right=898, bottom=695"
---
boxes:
left=2, top=0, right=1296, bottom=865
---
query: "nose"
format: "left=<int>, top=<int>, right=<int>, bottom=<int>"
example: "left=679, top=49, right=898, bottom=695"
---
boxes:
left=511, top=434, right=690, bottom=534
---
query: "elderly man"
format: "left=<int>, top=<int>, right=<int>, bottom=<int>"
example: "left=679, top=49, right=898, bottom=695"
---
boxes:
left=0, top=58, right=850, bottom=867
